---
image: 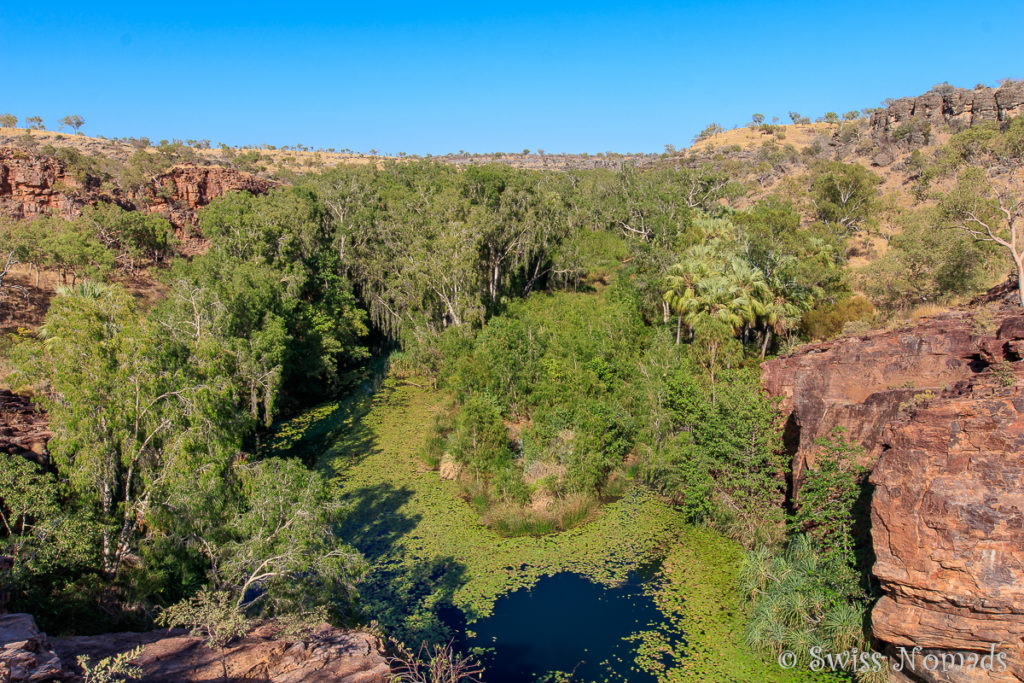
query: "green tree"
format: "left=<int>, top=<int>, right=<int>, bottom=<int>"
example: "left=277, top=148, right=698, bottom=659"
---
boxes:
left=448, top=395, right=514, bottom=481
left=25, top=116, right=44, bottom=131
left=59, top=115, right=85, bottom=134
left=935, top=119, right=1024, bottom=304
left=809, top=161, right=881, bottom=234
left=15, top=284, right=242, bottom=577
left=692, top=123, right=724, bottom=143
left=0, top=113, right=17, bottom=128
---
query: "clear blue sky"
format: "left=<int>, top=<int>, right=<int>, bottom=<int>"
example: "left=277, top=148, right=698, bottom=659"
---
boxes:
left=2, top=1, right=1022, bottom=155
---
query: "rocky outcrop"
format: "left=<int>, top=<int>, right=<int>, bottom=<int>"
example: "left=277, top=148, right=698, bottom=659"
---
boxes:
left=50, top=621, right=390, bottom=683
left=0, top=389, right=50, bottom=466
left=869, top=82, right=1024, bottom=142
left=761, top=311, right=987, bottom=493
left=0, top=614, right=72, bottom=682
left=0, top=149, right=102, bottom=221
left=0, top=612, right=391, bottom=682
left=138, top=164, right=276, bottom=230
left=0, top=148, right=274, bottom=231
left=763, top=285, right=1024, bottom=680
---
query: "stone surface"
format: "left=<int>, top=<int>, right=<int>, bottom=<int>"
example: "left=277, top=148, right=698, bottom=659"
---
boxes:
left=0, top=614, right=73, bottom=682
left=52, top=621, right=390, bottom=683
left=761, top=311, right=986, bottom=493
left=138, top=164, right=276, bottom=230
left=871, top=372, right=1024, bottom=682
left=0, top=389, right=51, bottom=466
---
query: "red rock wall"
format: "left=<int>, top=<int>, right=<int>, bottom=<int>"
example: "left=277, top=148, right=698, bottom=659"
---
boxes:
left=0, top=148, right=274, bottom=231
left=763, top=295, right=1024, bottom=680
left=761, top=313, right=983, bottom=491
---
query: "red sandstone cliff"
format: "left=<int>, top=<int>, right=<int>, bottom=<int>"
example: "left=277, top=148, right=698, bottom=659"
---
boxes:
left=763, top=285, right=1024, bottom=681
left=0, top=148, right=274, bottom=231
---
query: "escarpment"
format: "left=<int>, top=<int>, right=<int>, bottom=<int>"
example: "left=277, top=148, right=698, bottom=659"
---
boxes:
left=869, top=81, right=1024, bottom=144
left=763, top=284, right=1024, bottom=679
left=0, top=147, right=274, bottom=231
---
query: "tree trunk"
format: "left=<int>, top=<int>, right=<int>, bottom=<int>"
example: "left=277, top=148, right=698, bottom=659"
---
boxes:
left=760, top=329, right=771, bottom=360
left=1016, top=257, right=1024, bottom=308
left=676, top=315, right=683, bottom=345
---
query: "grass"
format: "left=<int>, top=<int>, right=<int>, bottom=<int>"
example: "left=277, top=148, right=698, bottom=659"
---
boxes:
left=265, top=373, right=833, bottom=681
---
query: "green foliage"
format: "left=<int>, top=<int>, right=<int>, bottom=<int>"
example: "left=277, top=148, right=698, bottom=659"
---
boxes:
left=809, top=161, right=881, bottom=234
left=860, top=206, right=999, bottom=312
left=742, top=536, right=869, bottom=666
left=0, top=453, right=102, bottom=626
left=59, top=114, right=85, bottom=134
left=171, top=186, right=371, bottom=410
left=11, top=284, right=244, bottom=577
left=447, top=395, right=515, bottom=486
left=693, top=122, right=724, bottom=143
left=633, top=527, right=825, bottom=681
left=642, top=364, right=786, bottom=543
left=794, top=429, right=868, bottom=570
left=438, top=285, right=645, bottom=516
left=800, top=295, right=874, bottom=340
left=194, top=457, right=365, bottom=617
left=77, top=645, right=143, bottom=683
left=78, top=203, right=175, bottom=273
left=158, top=588, right=251, bottom=648
left=741, top=430, right=874, bottom=670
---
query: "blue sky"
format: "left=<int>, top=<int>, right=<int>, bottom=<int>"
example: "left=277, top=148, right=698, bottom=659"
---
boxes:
left=2, top=2, right=1022, bottom=154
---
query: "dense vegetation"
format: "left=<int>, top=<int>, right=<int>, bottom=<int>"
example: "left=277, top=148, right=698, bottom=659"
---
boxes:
left=1, top=112, right=1021, bottom=678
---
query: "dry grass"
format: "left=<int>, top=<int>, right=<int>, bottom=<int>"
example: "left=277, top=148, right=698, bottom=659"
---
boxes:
left=484, top=493, right=597, bottom=537
left=688, top=122, right=833, bottom=152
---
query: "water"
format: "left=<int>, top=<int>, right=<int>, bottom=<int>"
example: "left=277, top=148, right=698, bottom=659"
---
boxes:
left=446, top=565, right=673, bottom=682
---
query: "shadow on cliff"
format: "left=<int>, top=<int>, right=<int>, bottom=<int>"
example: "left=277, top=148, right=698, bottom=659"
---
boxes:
left=854, top=479, right=880, bottom=599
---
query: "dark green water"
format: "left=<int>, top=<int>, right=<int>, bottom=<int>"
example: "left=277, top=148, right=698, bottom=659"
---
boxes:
left=446, top=564, right=675, bottom=682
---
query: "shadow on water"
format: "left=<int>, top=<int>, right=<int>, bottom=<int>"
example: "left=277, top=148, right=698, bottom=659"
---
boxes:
left=338, top=483, right=419, bottom=560
left=262, top=355, right=391, bottom=474
left=444, top=563, right=672, bottom=683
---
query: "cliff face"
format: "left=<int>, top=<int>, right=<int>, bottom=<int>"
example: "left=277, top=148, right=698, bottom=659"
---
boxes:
left=872, top=372, right=1024, bottom=681
left=142, top=165, right=276, bottom=230
left=760, top=312, right=985, bottom=492
left=869, top=82, right=1024, bottom=141
left=763, top=289, right=1024, bottom=679
left=0, top=149, right=96, bottom=221
left=0, top=148, right=274, bottom=231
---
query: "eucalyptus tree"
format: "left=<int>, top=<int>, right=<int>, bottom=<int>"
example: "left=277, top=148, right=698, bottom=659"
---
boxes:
left=14, top=284, right=244, bottom=577
left=936, top=118, right=1024, bottom=305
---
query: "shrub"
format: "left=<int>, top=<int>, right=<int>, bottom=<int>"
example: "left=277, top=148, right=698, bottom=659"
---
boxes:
left=801, top=296, right=875, bottom=340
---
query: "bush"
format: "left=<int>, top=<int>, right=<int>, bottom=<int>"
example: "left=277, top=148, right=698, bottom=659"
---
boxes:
left=801, top=296, right=875, bottom=340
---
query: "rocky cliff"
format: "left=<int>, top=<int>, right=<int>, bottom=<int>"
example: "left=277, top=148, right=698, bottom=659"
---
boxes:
left=869, top=82, right=1024, bottom=142
left=0, top=148, right=274, bottom=231
left=762, top=285, right=1024, bottom=680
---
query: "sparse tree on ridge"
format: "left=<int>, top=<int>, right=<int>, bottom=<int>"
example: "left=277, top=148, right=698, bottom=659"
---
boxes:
left=59, top=115, right=85, bottom=134
left=25, top=116, right=44, bottom=130
left=0, top=114, right=17, bottom=128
